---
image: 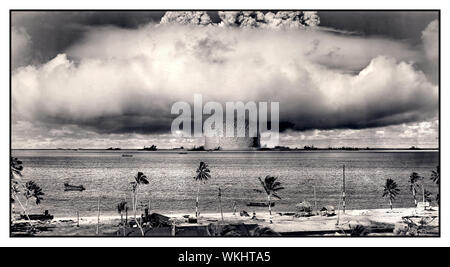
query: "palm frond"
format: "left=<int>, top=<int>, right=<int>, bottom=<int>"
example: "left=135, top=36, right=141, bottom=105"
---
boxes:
left=272, top=193, right=282, bottom=200
left=135, top=172, right=149, bottom=185
left=195, top=161, right=210, bottom=182
left=24, top=180, right=44, bottom=205
left=382, top=178, right=400, bottom=201
left=258, top=177, right=269, bottom=195
left=430, top=166, right=440, bottom=185
left=257, top=176, right=284, bottom=198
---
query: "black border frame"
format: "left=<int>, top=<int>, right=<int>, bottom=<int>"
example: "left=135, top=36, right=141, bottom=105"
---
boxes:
left=9, top=9, right=441, bottom=238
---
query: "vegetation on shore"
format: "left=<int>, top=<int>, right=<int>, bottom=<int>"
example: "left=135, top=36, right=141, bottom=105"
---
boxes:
left=256, top=176, right=284, bottom=224
left=10, top=154, right=440, bottom=236
left=130, top=172, right=149, bottom=236
left=194, top=161, right=210, bottom=218
left=382, top=178, right=400, bottom=210
left=10, top=157, right=45, bottom=232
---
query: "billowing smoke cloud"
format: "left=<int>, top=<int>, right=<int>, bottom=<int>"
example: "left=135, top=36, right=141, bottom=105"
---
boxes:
left=160, top=11, right=320, bottom=28
left=12, top=15, right=438, bottom=137
left=218, top=11, right=320, bottom=28
left=160, top=11, right=212, bottom=25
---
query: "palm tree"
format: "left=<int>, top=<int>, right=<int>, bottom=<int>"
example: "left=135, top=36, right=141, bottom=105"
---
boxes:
left=194, top=161, right=210, bottom=218
left=409, top=172, right=422, bottom=206
left=11, top=157, right=23, bottom=179
left=430, top=166, right=440, bottom=184
left=430, top=166, right=439, bottom=204
left=117, top=201, right=127, bottom=236
left=382, top=178, right=400, bottom=210
left=130, top=172, right=149, bottom=236
left=10, top=157, right=32, bottom=224
left=24, top=181, right=45, bottom=210
left=257, top=176, right=284, bottom=224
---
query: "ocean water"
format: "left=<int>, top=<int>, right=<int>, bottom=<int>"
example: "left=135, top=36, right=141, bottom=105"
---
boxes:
left=11, top=150, right=439, bottom=218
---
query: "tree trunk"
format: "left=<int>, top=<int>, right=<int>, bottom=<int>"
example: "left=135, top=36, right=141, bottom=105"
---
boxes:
left=268, top=194, right=272, bottom=224
left=96, top=196, right=100, bottom=235
left=412, top=188, right=417, bottom=206
left=196, top=181, right=200, bottom=218
left=120, top=212, right=125, bottom=237
left=219, top=191, right=223, bottom=223
left=134, top=189, right=145, bottom=236
left=389, top=199, right=393, bottom=210
left=13, top=193, right=32, bottom=226
left=132, top=192, right=136, bottom=220
left=25, top=198, right=29, bottom=214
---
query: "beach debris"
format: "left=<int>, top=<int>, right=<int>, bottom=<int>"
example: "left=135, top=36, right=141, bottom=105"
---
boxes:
left=295, top=201, right=313, bottom=217
left=64, top=183, right=86, bottom=192
left=417, top=201, right=431, bottom=211
left=400, top=215, right=438, bottom=236
left=320, top=206, right=336, bottom=217
left=359, top=210, right=371, bottom=215
left=240, top=210, right=250, bottom=217
left=19, top=210, right=54, bottom=221
left=144, top=213, right=171, bottom=228
left=188, top=218, right=198, bottom=224
left=211, top=223, right=260, bottom=236
left=252, top=227, right=281, bottom=237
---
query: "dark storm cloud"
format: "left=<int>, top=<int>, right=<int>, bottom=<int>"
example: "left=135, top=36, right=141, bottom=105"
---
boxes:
left=318, top=11, right=438, bottom=44
left=11, top=11, right=164, bottom=68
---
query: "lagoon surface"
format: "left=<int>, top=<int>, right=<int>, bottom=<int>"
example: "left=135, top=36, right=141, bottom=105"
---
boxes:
left=11, top=150, right=439, bottom=217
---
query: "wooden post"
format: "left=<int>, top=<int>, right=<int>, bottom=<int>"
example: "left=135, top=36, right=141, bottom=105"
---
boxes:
left=313, top=186, right=317, bottom=215
left=422, top=184, right=425, bottom=203
left=96, top=196, right=100, bottom=235
left=342, top=165, right=346, bottom=214
left=171, top=223, right=176, bottom=236
left=336, top=195, right=341, bottom=226
left=218, top=188, right=224, bottom=223
left=76, top=210, right=79, bottom=227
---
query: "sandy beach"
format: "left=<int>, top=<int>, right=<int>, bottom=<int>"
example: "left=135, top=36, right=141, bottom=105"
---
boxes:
left=12, top=206, right=438, bottom=237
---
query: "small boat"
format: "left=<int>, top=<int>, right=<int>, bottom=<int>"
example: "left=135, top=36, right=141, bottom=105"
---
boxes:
left=64, top=183, right=86, bottom=192
left=121, top=154, right=133, bottom=157
left=178, top=152, right=188, bottom=154
left=246, top=202, right=275, bottom=207
left=20, top=210, right=54, bottom=221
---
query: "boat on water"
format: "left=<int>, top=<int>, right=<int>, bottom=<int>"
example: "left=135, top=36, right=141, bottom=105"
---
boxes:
left=122, top=154, right=133, bottom=157
left=246, top=202, right=275, bottom=207
left=64, top=183, right=86, bottom=192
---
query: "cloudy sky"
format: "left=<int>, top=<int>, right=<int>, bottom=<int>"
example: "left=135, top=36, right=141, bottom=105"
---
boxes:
left=11, top=11, right=439, bottom=149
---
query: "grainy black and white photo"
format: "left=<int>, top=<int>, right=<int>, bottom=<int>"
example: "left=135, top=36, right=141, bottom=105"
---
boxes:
left=10, top=10, right=440, bottom=237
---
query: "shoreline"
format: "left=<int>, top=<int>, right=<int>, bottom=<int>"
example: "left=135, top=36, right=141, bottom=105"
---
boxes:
left=13, top=206, right=439, bottom=236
